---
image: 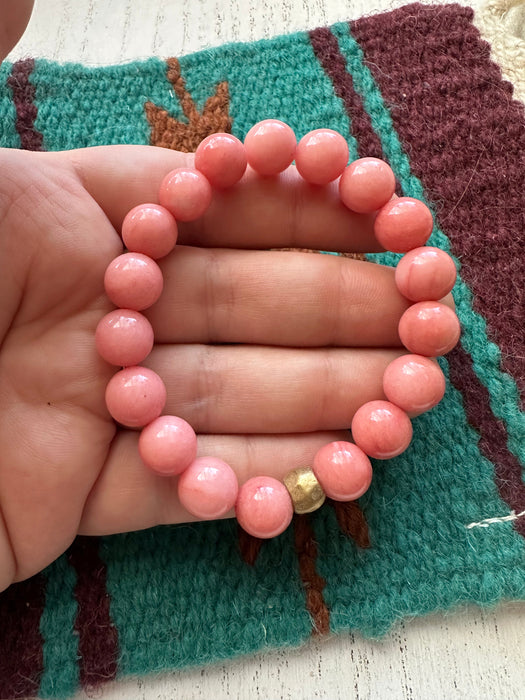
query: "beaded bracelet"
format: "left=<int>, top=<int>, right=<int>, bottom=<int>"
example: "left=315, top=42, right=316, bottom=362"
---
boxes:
left=95, top=120, right=460, bottom=539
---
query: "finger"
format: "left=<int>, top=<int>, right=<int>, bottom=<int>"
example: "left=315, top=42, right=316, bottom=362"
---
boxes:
left=79, top=430, right=349, bottom=535
left=150, top=246, right=411, bottom=346
left=194, top=166, right=382, bottom=253
left=0, top=0, right=34, bottom=61
left=144, top=345, right=406, bottom=434
left=61, top=145, right=384, bottom=253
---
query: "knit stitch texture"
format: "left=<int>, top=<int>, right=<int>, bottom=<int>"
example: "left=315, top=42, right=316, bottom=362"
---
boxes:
left=0, top=3, right=524, bottom=698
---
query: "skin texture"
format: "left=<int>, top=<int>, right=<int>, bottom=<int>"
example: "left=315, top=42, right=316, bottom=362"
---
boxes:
left=0, top=3, right=456, bottom=591
left=0, top=146, right=454, bottom=591
left=0, top=0, right=34, bottom=61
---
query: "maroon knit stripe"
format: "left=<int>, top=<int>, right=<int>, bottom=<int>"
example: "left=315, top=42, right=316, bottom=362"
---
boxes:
left=351, top=4, right=525, bottom=406
left=67, top=537, right=118, bottom=688
left=6, top=58, right=44, bottom=151
left=0, top=575, right=45, bottom=698
left=309, top=27, right=383, bottom=159
left=448, top=344, right=525, bottom=536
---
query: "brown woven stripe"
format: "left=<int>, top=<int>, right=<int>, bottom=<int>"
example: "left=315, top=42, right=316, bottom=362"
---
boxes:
left=309, top=27, right=383, bottom=159
left=67, top=537, right=118, bottom=688
left=294, top=515, right=330, bottom=635
left=237, top=525, right=264, bottom=565
left=238, top=517, right=330, bottom=634
left=332, top=500, right=371, bottom=548
left=448, top=344, right=525, bottom=535
left=0, top=576, right=45, bottom=698
left=351, top=4, right=525, bottom=406
left=6, top=58, right=43, bottom=151
left=145, top=57, right=231, bottom=151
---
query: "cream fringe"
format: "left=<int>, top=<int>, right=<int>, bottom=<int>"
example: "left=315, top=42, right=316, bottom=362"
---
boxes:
left=475, top=0, right=525, bottom=104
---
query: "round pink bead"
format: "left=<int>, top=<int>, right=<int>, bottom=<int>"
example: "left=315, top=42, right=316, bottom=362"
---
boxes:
left=294, top=129, right=349, bottom=185
left=383, top=354, right=446, bottom=415
left=105, top=366, right=166, bottom=428
left=374, top=197, right=433, bottom=252
left=398, top=301, right=461, bottom=356
left=95, top=309, right=154, bottom=367
left=122, top=204, right=178, bottom=259
left=138, top=415, right=197, bottom=476
left=395, top=247, right=457, bottom=302
left=351, top=400, right=413, bottom=460
left=339, top=157, right=396, bottom=213
left=178, top=457, right=239, bottom=520
left=194, top=133, right=247, bottom=188
left=244, top=119, right=297, bottom=176
left=159, top=167, right=212, bottom=222
left=235, top=476, right=293, bottom=539
left=104, top=253, right=163, bottom=311
left=312, top=441, right=373, bottom=501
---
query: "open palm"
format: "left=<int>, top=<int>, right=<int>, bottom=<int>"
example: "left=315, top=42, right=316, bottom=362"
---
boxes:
left=0, top=144, right=423, bottom=591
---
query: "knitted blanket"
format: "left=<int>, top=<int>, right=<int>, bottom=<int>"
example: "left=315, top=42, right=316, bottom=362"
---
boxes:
left=1, top=2, right=524, bottom=698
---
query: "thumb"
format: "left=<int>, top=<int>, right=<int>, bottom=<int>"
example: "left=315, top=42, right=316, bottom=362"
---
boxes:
left=60, top=144, right=192, bottom=230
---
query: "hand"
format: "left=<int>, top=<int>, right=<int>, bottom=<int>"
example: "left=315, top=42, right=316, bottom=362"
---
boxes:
left=0, top=0, right=34, bottom=62
left=0, top=145, right=446, bottom=591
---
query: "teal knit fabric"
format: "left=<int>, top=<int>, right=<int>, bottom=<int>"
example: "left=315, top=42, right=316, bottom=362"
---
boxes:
left=0, top=4, right=524, bottom=699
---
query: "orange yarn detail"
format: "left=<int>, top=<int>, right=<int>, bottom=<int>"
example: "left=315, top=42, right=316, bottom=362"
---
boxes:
left=294, top=515, right=330, bottom=636
left=237, top=525, right=263, bottom=566
left=332, top=500, right=371, bottom=549
left=145, top=57, right=232, bottom=152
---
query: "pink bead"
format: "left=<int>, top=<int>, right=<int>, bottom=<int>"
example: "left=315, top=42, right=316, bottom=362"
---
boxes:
left=159, top=167, right=212, bottom=222
left=339, top=157, right=396, bottom=213
left=178, top=457, right=239, bottom=519
left=138, top=415, right=197, bottom=476
left=104, top=253, right=163, bottom=311
left=294, top=129, right=349, bottom=185
left=398, top=301, right=461, bottom=356
left=374, top=197, right=433, bottom=252
left=383, top=354, right=446, bottom=415
left=95, top=309, right=154, bottom=367
left=312, top=441, right=373, bottom=501
left=194, top=133, right=247, bottom=188
left=351, top=400, right=413, bottom=460
left=395, top=247, right=457, bottom=302
left=105, top=366, right=166, bottom=428
left=122, top=204, right=178, bottom=259
left=235, top=476, right=293, bottom=539
left=244, top=119, right=296, bottom=176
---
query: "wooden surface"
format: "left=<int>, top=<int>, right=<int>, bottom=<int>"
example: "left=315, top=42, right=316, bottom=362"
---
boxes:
left=9, top=0, right=485, bottom=62
left=7, top=1, right=525, bottom=698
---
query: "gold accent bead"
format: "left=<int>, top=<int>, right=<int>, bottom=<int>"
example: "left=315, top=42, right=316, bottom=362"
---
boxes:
left=283, top=467, right=326, bottom=515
